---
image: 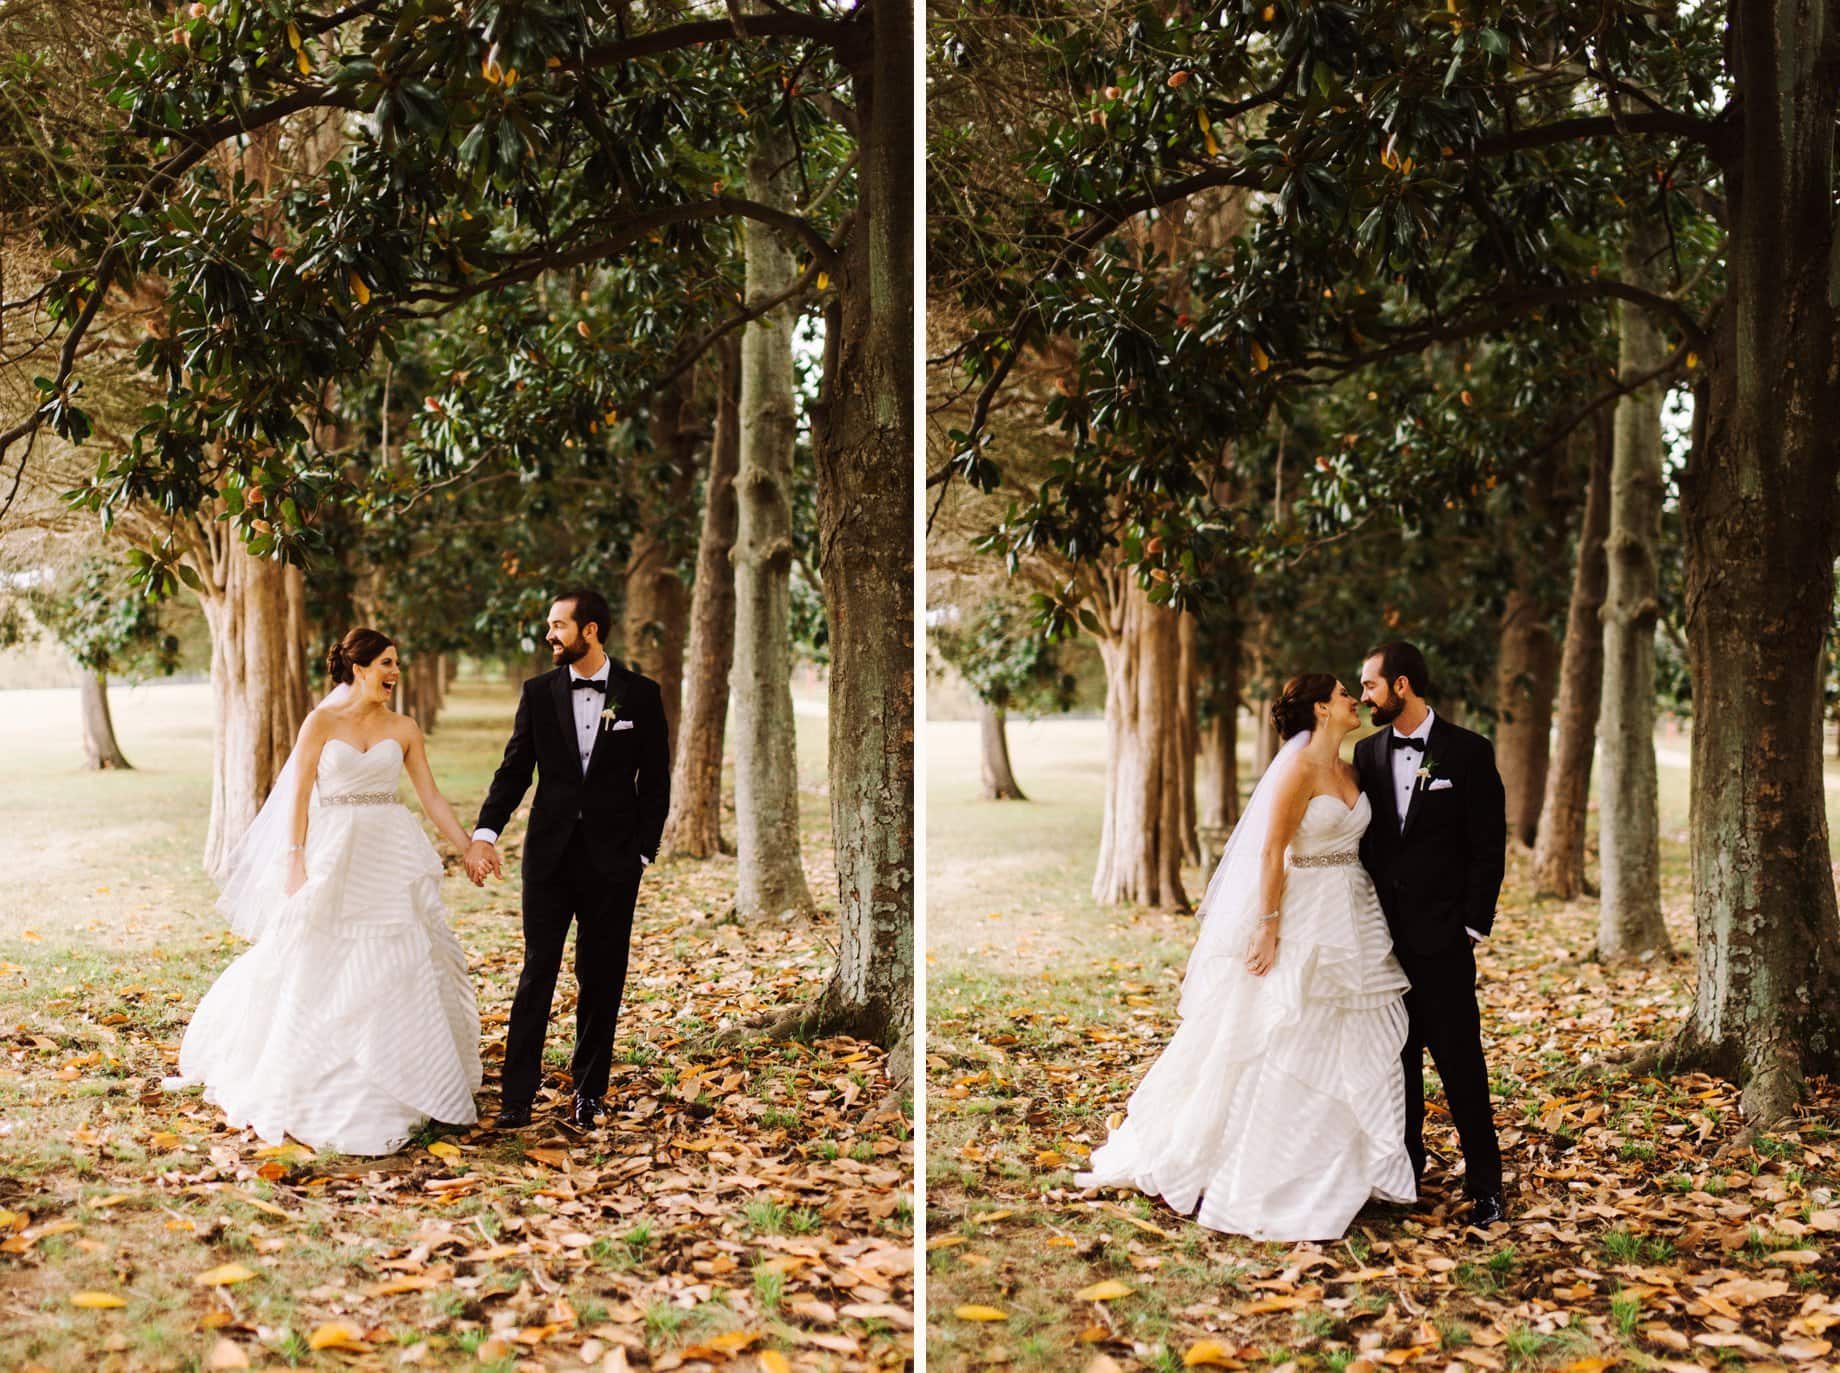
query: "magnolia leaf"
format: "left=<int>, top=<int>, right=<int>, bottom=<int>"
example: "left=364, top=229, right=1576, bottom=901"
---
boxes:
left=194, top=1263, right=257, bottom=1286
left=70, top=1291, right=128, bottom=1309
left=1074, top=1279, right=1134, bottom=1302
left=955, top=1304, right=1009, bottom=1321
left=205, top=1338, right=251, bottom=1370
left=1184, top=1340, right=1246, bottom=1367
left=307, top=1321, right=369, bottom=1352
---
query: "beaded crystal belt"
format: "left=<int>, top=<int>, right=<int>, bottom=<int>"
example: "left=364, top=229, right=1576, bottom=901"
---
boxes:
left=1291, top=850, right=1360, bottom=868
left=321, top=791, right=400, bottom=806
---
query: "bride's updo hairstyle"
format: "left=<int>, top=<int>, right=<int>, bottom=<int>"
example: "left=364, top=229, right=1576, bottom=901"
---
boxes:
left=1272, top=673, right=1338, bottom=741
left=327, top=627, right=396, bottom=686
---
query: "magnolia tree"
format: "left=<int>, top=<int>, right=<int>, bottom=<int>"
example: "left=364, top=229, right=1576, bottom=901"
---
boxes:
left=2, top=0, right=913, bottom=1073
left=931, top=0, right=1835, bottom=1122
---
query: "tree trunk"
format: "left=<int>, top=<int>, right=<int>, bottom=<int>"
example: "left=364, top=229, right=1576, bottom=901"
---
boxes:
left=1496, top=420, right=1571, bottom=850
left=1175, top=610, right=1200, bottom=864
left=1596, top=224, right=1671, bottom=961
left=196, top=535, right=314, bottom=881
left=794, top=0, right=915, bottom=1080
left=1532, top=416, right=1612, bottom=899
left=623, top=376, right=698, bottom=752
left=730, top=118, right=816, bottom=922
left=660, top=337, right=742, bottom=861
left=1092, top=577, right=1188, bottom=909
left=1250, top=697, right=1279, bottom=776
left=1196, top=627, right=1242, bottom=856
left=398, top=656, right=439, bottom=733
left=1669, top=8, right=1840, bottom=1124
left=78, top=668, right=132, bottom=770
left=1495, top=591, right=1561, bottom=850
left=979, top=701, right=1026, bottom=800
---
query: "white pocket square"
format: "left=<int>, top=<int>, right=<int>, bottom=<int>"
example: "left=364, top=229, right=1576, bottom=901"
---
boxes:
left=1427, top=778, right=1455, bottom=791
left=609, top=719, right=636, bottom=732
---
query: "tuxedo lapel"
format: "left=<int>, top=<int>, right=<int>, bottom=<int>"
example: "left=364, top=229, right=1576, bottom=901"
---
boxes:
left=550, top=670, right=576, bottom=760
left=1365, top=734, right=1401, bottom=836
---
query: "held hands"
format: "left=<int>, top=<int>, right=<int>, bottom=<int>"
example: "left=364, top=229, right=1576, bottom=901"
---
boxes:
left=1245, top=917, right=1280, bottom=977
left=464, top=839, right=503, bottom=886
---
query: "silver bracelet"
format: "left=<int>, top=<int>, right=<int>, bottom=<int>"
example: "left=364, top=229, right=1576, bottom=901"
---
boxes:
left=287, top=844, right=305, bottom=853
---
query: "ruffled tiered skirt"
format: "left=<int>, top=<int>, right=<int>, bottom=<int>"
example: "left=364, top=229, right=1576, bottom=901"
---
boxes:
left=1078, top=862, right=1414, bottom=1241
left=175, top=805, right=481, bottom=1155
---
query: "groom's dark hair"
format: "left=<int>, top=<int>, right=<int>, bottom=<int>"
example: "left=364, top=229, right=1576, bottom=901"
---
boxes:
left=556, top=587, right=613, bottom=646
left=1366, top=640, right=1431, bottom=698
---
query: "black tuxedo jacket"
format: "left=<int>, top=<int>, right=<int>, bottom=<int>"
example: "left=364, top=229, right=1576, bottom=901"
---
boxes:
left=1354, top=715, right=1507, bottom=956
left=475, top=663, right=670, bottom=880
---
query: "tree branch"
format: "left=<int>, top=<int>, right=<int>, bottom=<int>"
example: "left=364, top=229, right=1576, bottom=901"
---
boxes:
left=409, top=196, right=837, bottom=309
left=1468, top=108, right=1730, bottom=159
left=579, top=13, right=857, bottom=68
left=1293, top=279, right=1708, bottom=380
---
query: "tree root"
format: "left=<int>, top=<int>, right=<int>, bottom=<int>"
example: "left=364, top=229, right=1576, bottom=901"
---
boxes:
left=1561, top=1029, right=1715, bottom=1089
left=715, top=1000, right=912, bottom=1090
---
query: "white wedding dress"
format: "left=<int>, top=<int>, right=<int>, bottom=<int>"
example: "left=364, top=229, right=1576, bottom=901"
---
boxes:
left=1078, top=790, right=1416, bottom=1241
left=173, top=738, right=481, bottom=1155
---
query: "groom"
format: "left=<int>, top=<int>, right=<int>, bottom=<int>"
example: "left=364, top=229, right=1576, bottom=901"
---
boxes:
left=466, top=588, right=670, bottom=1130
left=1354, top=641, right=1507, bottom=1226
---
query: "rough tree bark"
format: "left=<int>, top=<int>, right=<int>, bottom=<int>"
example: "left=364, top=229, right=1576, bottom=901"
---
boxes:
left=1597, top=223, right=1671, bottom=960
left=1667, top=6, right=1840, bottom=1124
left=979, top=701, right=1026, bottom=800
left=623, top=376, right=698, bottom=752
left=78, top=669, right=132, bottom=770
left=1495, top=593, right=1560, bottom=849
left=660, top=339, right=741, bottom=861
left=730, top=119, right=816, bottom=922
left=1496, top=432, right=1571, bottom=849
left=1092, top=575, right=1188, bottom=908
left=1532, top=417, right=1613, bottom=899
left=1175, top=610, right=1200, bottom=864
left=796, top=0, right=915, bottom=1078
left=194, top=532, right=314, bottom=881
left=1197, top=626, right=1242, bottom=858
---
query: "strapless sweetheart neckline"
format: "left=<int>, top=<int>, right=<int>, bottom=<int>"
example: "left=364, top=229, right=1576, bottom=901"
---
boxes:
left=323, top=736, right=403, bottom=759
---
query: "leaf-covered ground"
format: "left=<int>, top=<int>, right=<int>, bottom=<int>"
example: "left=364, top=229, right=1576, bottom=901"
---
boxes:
left=0, top=680, right=912, bottom=1371
left=925, top=716, right=1839, bottom=1372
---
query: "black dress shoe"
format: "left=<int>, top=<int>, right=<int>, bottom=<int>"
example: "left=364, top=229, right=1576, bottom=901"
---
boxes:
left=1467, top=1192, right=1507, bottom=1226
left=571, top=1094, right=605, bottom=1130
left=495, top=1101, right=533, bottom=1129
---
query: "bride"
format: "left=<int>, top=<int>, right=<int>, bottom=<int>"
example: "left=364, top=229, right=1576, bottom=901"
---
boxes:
left=1077, top=674, right=1414, bottom=1242
left=169, top=628, right=483, bottom=1155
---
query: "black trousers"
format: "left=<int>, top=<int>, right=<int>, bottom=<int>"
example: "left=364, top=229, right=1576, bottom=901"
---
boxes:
left=1396, top=939, right=1502, bottom=1197
left=501, top=824, right=641, bottom=1106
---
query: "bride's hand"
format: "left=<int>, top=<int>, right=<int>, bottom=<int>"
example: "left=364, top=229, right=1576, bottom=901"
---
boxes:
left=1245, top=919, right=1279, bottom=977
left=285, top=854, right=307, bottom=898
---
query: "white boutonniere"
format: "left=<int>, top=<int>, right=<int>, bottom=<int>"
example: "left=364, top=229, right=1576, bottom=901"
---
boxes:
left=1415, top=755, right=1439, bottom=791
left=599, top=702, right=620, bottom=732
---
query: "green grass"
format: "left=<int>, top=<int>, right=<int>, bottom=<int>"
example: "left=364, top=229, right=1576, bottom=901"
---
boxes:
left=922, top=711, right=1818, bottom=1370
left=0, top=675, right=906, bottom=1370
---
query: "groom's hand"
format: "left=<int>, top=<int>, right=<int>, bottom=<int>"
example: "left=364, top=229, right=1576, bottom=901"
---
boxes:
left=465, top=839, right=501, bottom=884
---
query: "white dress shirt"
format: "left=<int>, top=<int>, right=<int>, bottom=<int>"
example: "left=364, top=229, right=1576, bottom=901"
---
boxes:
left=1388, top=707, right=1435, bottom=831
left=1388, top=706, right=1482, bottom=942
left=473, top=660, right=645, bottom=861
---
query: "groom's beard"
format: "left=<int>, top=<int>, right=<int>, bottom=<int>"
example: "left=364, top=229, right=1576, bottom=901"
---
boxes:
left=1367, top=695, right=1402, bottom=727
left=550, top=637, right=588, bottom=667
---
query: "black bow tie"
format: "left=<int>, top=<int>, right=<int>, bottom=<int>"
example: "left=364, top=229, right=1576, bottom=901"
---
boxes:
left=1390, top=735, right=1425, bottom=752
left=571, top=677, right=606, bottom=692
